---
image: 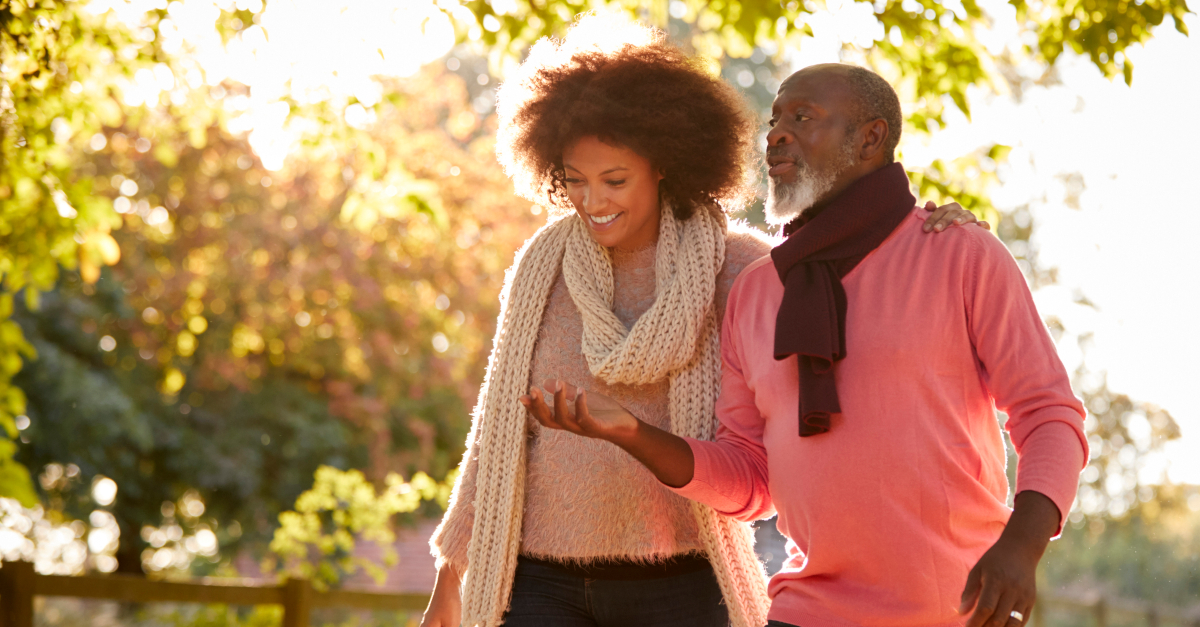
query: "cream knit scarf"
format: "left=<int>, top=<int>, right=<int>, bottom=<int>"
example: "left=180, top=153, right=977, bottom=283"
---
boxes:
left=460, top=203, right=770, bottom=627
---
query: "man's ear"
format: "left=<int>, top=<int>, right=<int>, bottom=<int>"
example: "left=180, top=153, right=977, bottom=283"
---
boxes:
left=858, top=118, right=889, bottom=162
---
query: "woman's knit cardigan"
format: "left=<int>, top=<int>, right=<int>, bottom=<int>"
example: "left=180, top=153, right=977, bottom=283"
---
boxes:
left=436, top=206, right=771, bottom=627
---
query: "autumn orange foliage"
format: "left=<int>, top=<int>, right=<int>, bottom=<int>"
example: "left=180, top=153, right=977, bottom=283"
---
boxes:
left=94, top=66, right=544, bottom=481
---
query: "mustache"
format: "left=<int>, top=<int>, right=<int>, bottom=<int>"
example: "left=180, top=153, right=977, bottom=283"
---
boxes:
left=765, top=146, right=804, bottom=167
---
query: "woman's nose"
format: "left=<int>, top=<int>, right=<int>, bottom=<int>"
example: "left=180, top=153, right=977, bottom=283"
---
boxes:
left=583, top=185, right=607, bottom=211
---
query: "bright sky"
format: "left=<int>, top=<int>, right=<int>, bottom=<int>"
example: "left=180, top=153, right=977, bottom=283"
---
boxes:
left=101, top=0, right=1200, bottom=483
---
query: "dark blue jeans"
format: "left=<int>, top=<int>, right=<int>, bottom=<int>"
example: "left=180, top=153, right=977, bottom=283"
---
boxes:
left=503, top=557, right=729, bottom=627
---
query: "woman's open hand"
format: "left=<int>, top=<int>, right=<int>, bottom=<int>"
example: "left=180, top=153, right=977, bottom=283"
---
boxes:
left=522, top=379, right=698, bottom=487
left=520, top=379, right=639, bottom=443
left=922, top=200, right=991, bottom=232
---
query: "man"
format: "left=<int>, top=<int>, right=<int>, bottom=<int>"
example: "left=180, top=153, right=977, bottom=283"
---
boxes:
left=521, top=63, right=1087, bottom=627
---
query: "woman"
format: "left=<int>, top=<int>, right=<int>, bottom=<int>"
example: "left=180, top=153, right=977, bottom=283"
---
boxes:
left=421, top=17, right=982, bottom=627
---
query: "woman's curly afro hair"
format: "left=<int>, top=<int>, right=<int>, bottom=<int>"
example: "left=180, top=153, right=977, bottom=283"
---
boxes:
left=495, top=15, right=759, bottom=220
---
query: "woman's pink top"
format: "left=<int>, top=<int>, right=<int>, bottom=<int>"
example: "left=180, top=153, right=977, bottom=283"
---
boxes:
left=431, top=227, right=771, bottom=571
left=672, top=209, right=1088, bottom=627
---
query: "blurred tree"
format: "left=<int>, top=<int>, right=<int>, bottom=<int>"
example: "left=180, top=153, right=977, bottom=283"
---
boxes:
left=13, top=274, right=371, bottom=574
left=463, top=0, right=1189, bottom=115
left=268, top=465, right=450, bottom=590
left=0, top=0, right=135, bottom=506
left=1040, top=483, right=1200, bottom=604
left=1068, top=374, right=1182, bottom=522
left=0, top=0, right=240, bottom=508
left=457, top=0, right=1189, bottom=219
left=13, top=63, right=542, bottom=574
left=81, top=64, right=540, bottom=482
left=1, top=0, right=285, bottom=572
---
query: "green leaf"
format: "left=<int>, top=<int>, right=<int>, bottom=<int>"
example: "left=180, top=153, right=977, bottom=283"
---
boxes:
left=0, top=446, right=37, bottom=508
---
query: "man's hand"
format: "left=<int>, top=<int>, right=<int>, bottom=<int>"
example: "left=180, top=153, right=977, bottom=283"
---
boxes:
left=923, top=200, right=991, bottom=232
left=520, top=379, right=639, bottom=443
left=520, top=379, right=696, bottom=487
left=959, top=491, right=1061, bottom=627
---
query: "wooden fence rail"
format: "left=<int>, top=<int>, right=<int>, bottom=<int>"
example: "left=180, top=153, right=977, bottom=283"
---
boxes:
left=0, top=560, right=430, bottom=627
left=1, top=559, right=1197, bottom=627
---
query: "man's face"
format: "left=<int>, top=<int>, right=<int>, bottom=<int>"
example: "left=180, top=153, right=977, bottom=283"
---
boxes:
left=764, top=66, right=860, bottom=224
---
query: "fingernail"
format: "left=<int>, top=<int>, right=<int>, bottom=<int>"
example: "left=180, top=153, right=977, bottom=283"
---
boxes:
left=555, top=381, right=563, bottom=392
left=936, top=224, right=944, bottom=231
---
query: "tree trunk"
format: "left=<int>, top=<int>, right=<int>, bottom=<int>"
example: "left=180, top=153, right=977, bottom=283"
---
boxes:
left=115, top=515, right=146, bottom=576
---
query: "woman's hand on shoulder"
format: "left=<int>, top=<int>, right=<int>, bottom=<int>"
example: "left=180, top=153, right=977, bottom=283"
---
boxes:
left=520, top=379, right=640, bottom=444
left=922, top=200, right=990, bottom=233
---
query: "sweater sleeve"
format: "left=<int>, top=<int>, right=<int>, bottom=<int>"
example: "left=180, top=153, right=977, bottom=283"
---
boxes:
left=428, top=417, right=481, bottom=571
left=1014, top=420, right=1087, bottom=536
left=667, top=275, right=775, bottom=522
left=964, top=229, right=1089, bottom=532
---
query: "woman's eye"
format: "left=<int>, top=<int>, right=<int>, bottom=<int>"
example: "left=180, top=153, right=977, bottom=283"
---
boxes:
left=768, top=118, right=778, bottom=128
left=606, top=179, right=626, bottom=186
left=565, top=178, right=583, bottom=184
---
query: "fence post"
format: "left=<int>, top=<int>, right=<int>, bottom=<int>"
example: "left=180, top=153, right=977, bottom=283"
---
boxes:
left=282, top=578, right=312, bottom=627
left=1094, top=597, right=1107, bottom=627
left=0, top=560, right=35, bottom=627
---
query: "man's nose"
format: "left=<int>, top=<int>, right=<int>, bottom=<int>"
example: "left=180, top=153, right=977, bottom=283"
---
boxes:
left=766, top=124, right=792, bottom=148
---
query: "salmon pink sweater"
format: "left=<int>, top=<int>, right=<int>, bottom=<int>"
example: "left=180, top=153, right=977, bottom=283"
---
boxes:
left=671, top=208, right=1088, bottom=627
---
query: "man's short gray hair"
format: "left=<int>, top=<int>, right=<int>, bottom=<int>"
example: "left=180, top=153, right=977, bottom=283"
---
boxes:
left=842, top=66, right=902, bottom=164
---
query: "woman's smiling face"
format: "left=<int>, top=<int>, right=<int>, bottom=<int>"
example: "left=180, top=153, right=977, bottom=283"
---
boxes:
left=562, top=136, right=663, bottom=251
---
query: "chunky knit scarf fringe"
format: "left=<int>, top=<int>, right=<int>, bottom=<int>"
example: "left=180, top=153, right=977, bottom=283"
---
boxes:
left=459, top=204, right=770, bottom=627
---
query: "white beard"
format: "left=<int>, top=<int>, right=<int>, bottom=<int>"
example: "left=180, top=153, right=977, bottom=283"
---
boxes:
left=764, top=141, right=858, bottom=225
left=765, top=165, right=837, bottom=225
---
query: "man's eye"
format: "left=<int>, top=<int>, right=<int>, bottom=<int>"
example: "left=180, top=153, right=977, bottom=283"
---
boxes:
left=768, top=118, right=778, bottom=128
left=796, top=113, right=810, bottom=122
